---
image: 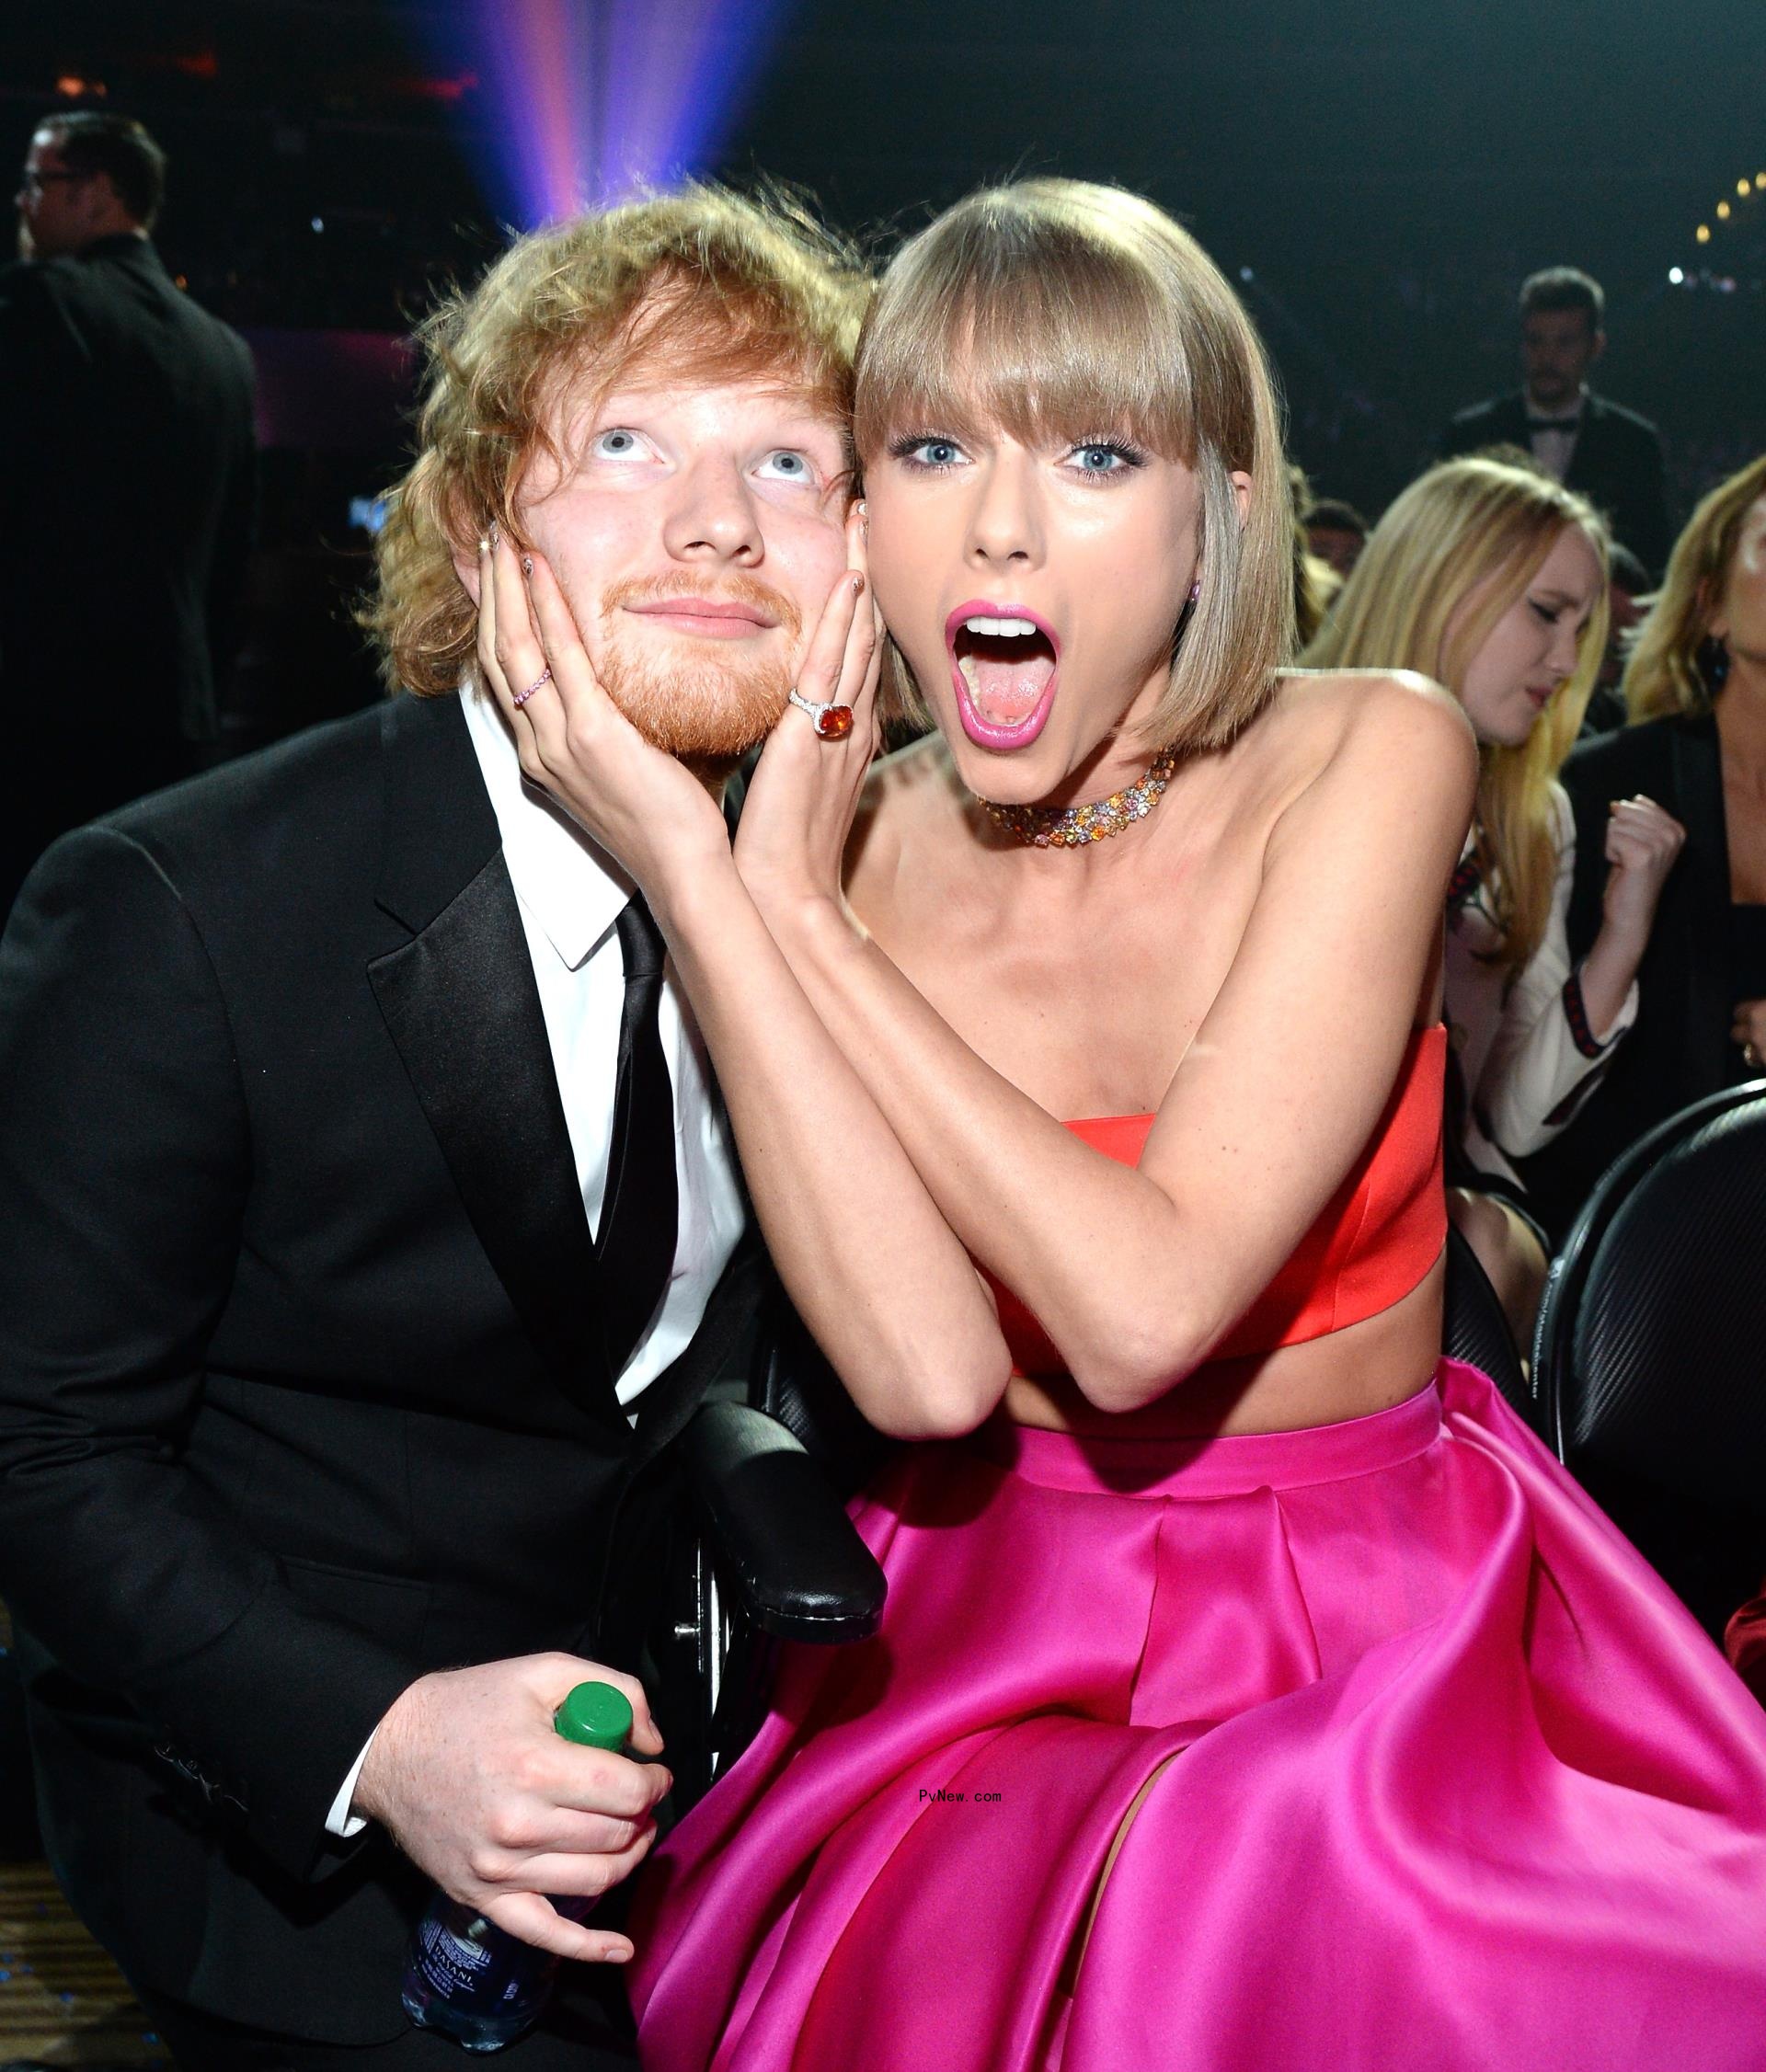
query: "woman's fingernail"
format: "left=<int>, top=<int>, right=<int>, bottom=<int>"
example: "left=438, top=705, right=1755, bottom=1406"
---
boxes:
left=522, top=555, right=533, bottom=578
left=487, top=519, right=500, bottom=547
left=851, top=573, right=866, bottom=598
left=476, top=536, right=488, bottom=556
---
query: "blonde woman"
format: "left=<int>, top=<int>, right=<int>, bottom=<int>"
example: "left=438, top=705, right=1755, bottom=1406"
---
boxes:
left=1519, top=455, right=1766, bottom=1238
left=479, top=184, right=1766, bottom=2067
left=1307, top=455, right=1683, bottom=1325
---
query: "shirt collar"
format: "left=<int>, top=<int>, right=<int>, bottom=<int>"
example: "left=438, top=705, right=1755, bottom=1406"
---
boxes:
left=1523, top=385, right=1587, bottom=424
left=458, top=672, right=630, bottom=970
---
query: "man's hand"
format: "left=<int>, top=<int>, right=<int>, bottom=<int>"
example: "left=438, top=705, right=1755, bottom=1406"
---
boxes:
left=353, top=1653, right=669, bottom=1963
left=1733, top=998, right=1766, bottom=1072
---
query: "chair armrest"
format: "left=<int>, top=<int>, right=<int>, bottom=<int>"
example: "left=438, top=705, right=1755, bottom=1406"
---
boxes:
left=681, top=1402, right=886, bottom=1644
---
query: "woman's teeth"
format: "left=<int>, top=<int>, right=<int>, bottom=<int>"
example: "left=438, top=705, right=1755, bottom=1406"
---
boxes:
left=961, top=614, right=1039, bottom=638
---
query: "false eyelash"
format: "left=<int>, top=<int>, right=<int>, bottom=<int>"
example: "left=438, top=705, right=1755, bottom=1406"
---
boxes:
left=1070, top=436, right=1150, bottom=468
left=886, top=430, right=964, bottom=469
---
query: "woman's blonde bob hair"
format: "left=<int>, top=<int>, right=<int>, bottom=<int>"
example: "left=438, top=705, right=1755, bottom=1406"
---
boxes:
left=853, top=179, right=1295, bottom=755
left=362, top=185, right=869, bottom=696
left=1303, top=453, right=1610, bottom=979
left=1623, top=452, right=1766, bottom=721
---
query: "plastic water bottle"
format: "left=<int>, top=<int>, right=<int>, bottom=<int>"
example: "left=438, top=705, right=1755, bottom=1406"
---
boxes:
left=401, top=1679, right=636, bottom=2052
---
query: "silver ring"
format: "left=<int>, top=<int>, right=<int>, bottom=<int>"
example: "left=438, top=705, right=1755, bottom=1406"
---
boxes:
left=786, top=687, right=854, bottom=741
left=512, top=665, right=551, bottom=710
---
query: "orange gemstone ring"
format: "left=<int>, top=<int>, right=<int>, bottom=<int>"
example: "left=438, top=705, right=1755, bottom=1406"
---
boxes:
left=787, top=688, right=855, bottom=741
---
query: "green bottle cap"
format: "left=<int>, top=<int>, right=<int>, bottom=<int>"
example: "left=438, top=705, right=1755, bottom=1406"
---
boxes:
left=553, top=1680, right=634, bottom=1753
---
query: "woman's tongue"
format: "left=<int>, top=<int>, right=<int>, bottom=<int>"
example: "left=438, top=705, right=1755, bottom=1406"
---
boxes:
left=966, top=650, right=1056, bottom=728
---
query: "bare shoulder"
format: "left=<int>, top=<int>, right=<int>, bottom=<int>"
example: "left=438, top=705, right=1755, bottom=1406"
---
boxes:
left=1271, top=667, right=1476, bottom=790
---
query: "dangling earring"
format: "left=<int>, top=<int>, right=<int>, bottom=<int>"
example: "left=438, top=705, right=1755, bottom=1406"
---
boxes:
left=1187, top=578, right=1202, bottom=604
left=1696, top=634, right=1731, bottom=696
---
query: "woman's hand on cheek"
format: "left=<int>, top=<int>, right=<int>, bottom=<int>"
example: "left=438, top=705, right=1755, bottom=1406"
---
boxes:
left=477, top=532, right=731, bottom=907
left=735, top=502, right=883, bottom=918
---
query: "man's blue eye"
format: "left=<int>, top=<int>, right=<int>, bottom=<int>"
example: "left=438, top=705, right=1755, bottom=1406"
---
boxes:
left=593, top=429, right=640, bottom=457
left=758, top=450, right=812, bottom=480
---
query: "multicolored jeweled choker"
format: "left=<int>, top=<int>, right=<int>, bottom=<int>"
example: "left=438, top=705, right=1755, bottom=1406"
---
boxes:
left=980, top=747, right=1180, bottom=849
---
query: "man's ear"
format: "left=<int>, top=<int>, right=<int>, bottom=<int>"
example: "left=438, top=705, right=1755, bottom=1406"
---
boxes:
left=1589, top=327, right=1608, bottom=368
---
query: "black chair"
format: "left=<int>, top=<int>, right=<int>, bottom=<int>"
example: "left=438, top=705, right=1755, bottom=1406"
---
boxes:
left=651, top=1296, right=891, bottom=1804
left=1442, top=1221, right=1537, bottom=1432
left=1532, top=1079, right=1766, bottom=1639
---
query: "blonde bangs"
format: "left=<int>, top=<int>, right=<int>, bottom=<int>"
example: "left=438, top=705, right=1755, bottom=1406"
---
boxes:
left=854, top=180, right=1293, bottom=755
left=854, top=211, right=1206, bottom=466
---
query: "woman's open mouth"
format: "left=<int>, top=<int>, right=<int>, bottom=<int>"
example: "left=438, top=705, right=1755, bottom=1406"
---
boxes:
left=946, top=601, right=1061, bottom=751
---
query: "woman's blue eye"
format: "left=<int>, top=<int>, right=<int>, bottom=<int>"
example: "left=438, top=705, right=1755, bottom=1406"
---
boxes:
left=890, top=435, right=966, bottom=471
left=1068, top=441, right=1144, bottom=477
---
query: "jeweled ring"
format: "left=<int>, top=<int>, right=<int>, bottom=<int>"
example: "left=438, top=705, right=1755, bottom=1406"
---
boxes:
left=787, top=687, right=854, bottom=741
left=512, top=665, right=552, bottom=710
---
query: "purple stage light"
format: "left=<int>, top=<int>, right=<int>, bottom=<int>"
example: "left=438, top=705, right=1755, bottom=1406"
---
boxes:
left=420, top=0, right=797, bottom=230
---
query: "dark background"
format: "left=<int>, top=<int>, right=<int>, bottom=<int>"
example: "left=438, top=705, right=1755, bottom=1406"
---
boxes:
left=6, top=0, right=1763, bottom=733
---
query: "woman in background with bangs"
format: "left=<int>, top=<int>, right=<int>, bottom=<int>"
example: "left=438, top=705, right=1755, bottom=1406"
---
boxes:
left=1305, top=454, right=1684, bottom=1342
left=477, top=181, right=1766, bottom=2069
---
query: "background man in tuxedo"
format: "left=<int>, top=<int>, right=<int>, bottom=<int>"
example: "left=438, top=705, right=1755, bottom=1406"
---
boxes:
left=0, top=112, right=258, bottom=919
left=1438, top=266, right=1671, bottom=578
left=0, top=189, right=864, bottom=2068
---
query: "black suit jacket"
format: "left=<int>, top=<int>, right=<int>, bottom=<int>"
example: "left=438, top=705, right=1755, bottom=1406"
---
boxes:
left=1516, top=711, right=1735, bottom=1237
left=0, top=235, right=257, bottom=745
left=0, top=693, right=761, bottom=2044
left=1437, top=389, right=1671, bottom=578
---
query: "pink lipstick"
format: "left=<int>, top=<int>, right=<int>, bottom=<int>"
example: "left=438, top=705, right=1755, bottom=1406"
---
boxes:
left=944, top=600, right=1061, bottom=752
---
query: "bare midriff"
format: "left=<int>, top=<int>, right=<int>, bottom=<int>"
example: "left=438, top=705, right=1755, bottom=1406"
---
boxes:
left=1002, top=1249, right=1446, bottom=1440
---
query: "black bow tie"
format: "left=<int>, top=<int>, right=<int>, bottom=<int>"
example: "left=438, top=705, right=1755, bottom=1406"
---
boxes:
left=1527, top=415, right=1581, bottom=434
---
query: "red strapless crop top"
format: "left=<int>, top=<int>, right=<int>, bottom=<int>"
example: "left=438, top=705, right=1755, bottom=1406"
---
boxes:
left=986, top=1025, right=1448, bottom=1375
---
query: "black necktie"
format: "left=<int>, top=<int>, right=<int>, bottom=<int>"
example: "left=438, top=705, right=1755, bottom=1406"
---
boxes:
left=596, top=895, right=679, bottom=1378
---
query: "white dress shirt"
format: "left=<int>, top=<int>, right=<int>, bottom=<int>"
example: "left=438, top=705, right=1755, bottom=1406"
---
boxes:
left=1526, top=389, right=1585, bottom=485
left=1446, top=782, right=1637, bottom=1189
left=327, top=681, right=745, bottom=1837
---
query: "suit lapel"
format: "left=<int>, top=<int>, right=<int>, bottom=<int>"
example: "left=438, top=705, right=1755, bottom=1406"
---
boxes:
left=1483, top=393, right=1530, bottom=446
left=1671, top=713, right=1734, bottom=1095
left=367, top=695, right=618, bottom=1427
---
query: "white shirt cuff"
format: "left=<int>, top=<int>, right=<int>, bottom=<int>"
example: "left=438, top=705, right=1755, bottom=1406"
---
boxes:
left=325, top=1728, right=378, bottom=1839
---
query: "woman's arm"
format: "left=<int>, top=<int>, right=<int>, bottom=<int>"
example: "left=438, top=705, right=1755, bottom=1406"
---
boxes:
left=478, top=532, right=1012, bottom=1440
left=1479, top=785, right=1683, bottom=1158
left=754, top=675, right=1478, bottom=1413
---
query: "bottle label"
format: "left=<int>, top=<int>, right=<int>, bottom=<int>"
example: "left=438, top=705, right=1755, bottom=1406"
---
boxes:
left=410, top=1903, right=552, bottom=2016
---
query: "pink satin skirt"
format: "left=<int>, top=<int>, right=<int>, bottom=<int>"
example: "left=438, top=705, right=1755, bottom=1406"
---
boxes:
left=629, top=1361, right=1766, bottom=2069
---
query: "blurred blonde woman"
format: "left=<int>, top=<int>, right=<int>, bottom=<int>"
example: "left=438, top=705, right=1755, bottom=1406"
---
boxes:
left=1306, top=454, right=1683, bottom=1334
left=1525, top=452, right=1766, bottom=1234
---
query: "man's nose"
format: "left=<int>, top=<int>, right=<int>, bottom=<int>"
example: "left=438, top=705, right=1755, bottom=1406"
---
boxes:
left=661, top=454, right=763, bottom=563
